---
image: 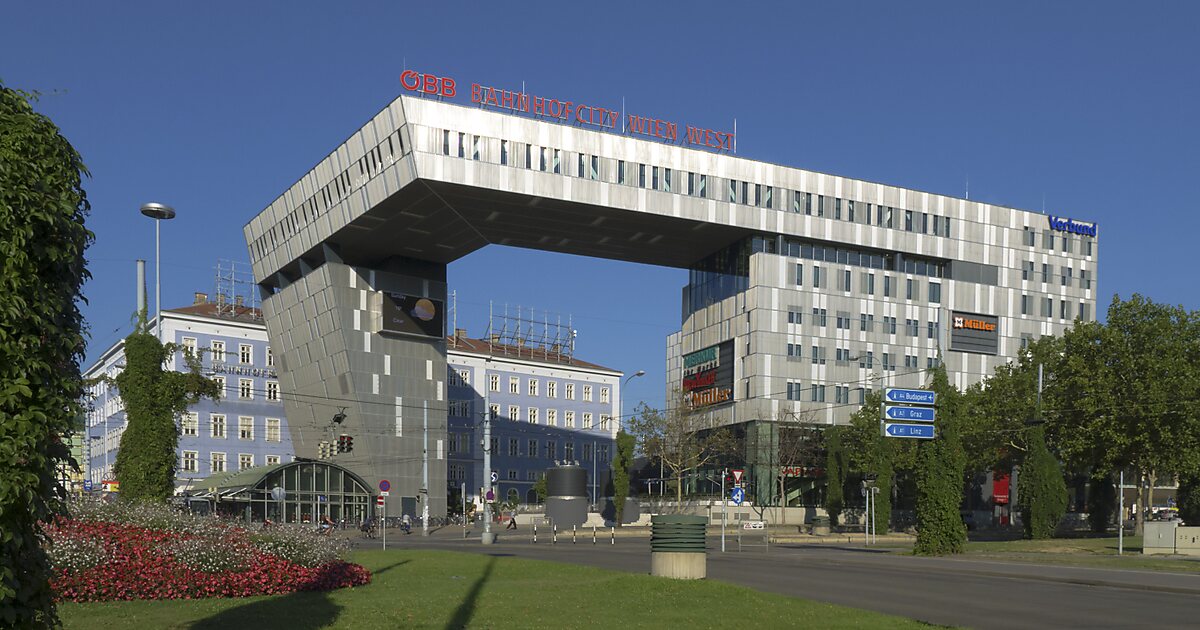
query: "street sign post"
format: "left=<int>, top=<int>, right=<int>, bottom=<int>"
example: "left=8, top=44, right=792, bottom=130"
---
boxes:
left=885, top=388, right=936, bottom=405
left=379, top=479, right=391, bottom=492
left=380, top=491, right=390, bottom=497
left=731, top=487, right=745, bottom=506
left=884, top=405, right=936, bottom=422
left=732, top=469, right=744, bottom=484
left=884, top=423, right=936, bottom=439
left=490, top=470, right=498, bottom=484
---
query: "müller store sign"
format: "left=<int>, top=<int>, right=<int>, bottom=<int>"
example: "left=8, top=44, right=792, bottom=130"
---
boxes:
left=400, top=69, right=736, bottom=152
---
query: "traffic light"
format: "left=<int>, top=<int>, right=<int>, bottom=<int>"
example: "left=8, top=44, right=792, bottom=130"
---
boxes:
left=318, top=440, right=331, bottom=459
left=336, top=434, right=354, bottom=453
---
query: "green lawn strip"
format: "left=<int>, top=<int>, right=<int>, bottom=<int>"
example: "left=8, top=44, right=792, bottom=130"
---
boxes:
left=59, top=549, right=935, bottom=629
left=959, top=536, right=1200, bottom=574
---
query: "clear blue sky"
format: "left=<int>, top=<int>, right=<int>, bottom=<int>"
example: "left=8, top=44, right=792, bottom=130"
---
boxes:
left=4, top=2, right=1198, bottom=420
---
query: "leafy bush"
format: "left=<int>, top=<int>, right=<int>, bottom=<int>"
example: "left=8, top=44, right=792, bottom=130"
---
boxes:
left=1018, top=427, right=1068, bottom=539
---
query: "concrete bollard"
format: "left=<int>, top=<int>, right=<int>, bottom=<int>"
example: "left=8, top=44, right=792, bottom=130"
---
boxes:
left=533, top=522, right=537, bottom=544
left=593, top=525, right=596, bottom=544
left=573, top=525, right=577, bottom=544
left=553, top=524, right=557, bottom=544
left=611, top=526, right=615, bottom=545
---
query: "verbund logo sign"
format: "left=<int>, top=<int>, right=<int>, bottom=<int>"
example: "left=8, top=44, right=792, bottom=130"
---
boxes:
left=400, top=69, right=736, bottom=152
left=1047, top=215, right=1097, bottom=237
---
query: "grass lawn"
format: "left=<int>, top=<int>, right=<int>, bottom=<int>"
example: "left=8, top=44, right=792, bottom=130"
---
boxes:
left=58, top=549, right=933, bottom=629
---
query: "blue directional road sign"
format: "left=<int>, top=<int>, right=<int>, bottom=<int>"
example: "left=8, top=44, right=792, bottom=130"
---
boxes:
left=83, top=480, right=93, bottom=492
left=885, top=405, right=936, bottom=422
left=885, top=388, right=936, bottom=406
left=731, top=487, right=745, bottom=506
left=884, top=423, right=936, bottom=439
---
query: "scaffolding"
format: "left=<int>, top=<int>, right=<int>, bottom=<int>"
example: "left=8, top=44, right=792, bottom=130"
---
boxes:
left=482, top=302, right=576, bottom=364
left=213, top=259, right=262, bottom=320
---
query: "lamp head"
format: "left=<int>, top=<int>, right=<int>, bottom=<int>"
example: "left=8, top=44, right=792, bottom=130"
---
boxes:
left=140, top=202, right=176, bottom=220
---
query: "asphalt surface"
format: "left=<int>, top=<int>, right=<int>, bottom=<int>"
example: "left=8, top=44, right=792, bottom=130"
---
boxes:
left=360, top=527, right=1200, bottom=629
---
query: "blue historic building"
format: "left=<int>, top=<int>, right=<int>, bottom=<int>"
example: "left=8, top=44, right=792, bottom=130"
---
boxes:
left=84, top=295, right=295, bottom=491
left=444, top=332, right=623, bottom=508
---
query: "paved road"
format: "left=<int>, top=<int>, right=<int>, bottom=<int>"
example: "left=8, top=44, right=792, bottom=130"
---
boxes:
left=365, top=528, right=1200, bottom=629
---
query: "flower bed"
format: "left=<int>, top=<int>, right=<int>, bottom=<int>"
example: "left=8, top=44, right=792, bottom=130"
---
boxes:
left=47, top=500, right=370, bottom=602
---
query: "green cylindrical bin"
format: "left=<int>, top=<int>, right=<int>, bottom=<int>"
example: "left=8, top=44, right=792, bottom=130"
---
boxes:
left=650, top=514, right=708, bottom=552
left=811, top=515, right=831, bottom=536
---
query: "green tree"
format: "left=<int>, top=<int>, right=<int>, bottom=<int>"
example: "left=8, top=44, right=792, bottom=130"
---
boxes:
left=842, top=391, right=916, bottom=533
left=113, top=328, right=219, bottom=502
left=532, top=476, right=547, bottom=503
left=824, top=427, right=847, bottom=527
left=0, top=83, right=93, bottom=628
left=1051, top=295, right=1200, bottom=535
left=626, top=394, right=736, bottom=508
left=1178, top=473, right=1200, bottom=526
left=1017, top=427, right=1068, bottom=539
left=611, top=430, right=635, bottom=525
left=1087, top=472, right=1117, bottom=534
left=913, top=364, right=968, bottom=555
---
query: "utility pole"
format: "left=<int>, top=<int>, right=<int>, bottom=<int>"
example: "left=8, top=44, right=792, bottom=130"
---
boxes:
left=482, top=362, right=495, bottom=544
left=721, top=468, right=727, bottom=552
left=1118, top=470, right=1124, bottom=555
left=422, top=401, right=430, bottom=536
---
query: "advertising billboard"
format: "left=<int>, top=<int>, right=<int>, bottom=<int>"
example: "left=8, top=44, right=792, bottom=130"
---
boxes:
left=949, top=310, right=999, bottom=355
left=381, top=293, right=445, bottom=339
left=681, top=340, right=734, bottom=407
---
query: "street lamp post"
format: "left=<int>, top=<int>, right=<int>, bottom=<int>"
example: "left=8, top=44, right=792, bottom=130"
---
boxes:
left=620, top=369, right=646, bottom=501
left=139, top=203, right=176, bottom=341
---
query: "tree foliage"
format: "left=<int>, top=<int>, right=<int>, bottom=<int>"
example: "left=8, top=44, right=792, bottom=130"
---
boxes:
left=0, top=83, right=93, bottom=628
left=913, top=364, right=968, bottom=555
left=1050, top=295, right=1200, bottom=534
left=625, top=394, right=736, bottom=507
left=824, top=427, right=846, bottom=526
left=1017, top=427, right=1068, bottom=539
left=611, top=430, right=635, bottom=525
left=113, top=328, right=219, bottom=502
left=1178, top=473, right=1200, bottom=526
left=1087, top=472, right=1117, bottom=534
left=842, top=391, right=916, bottom=534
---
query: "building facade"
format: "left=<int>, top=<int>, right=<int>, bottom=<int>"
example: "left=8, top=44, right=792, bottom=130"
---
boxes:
left=445, top=333, right=620, bottom=509
left=242, top=70, right=1098, bottom=512
left=84, top=296, right=294, bottom=491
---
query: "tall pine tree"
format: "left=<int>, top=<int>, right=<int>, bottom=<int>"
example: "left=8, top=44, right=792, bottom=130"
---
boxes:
left=914, top=363, right=968, bottom=555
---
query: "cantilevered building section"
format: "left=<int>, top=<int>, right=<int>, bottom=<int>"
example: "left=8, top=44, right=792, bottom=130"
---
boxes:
left=245, top=75, right=1097, bottom=512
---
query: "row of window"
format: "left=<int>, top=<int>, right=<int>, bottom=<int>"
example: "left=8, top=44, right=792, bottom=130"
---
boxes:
left=488, top=375, right=609, bottom=403
left=794, top=263, right=943, bottom=303
left=1020, top=262, right=1094, bottom=289
left=1020, top=296, right=1092, bottom=321
left=182, top=338, right=274, bottom=367
left=251, top=127, right=407, bottom=260
left=180, top=451, right=285, bottom=474
left=1022, top=226, right=1096, bottom=256
left=480, top=436, right=610, bottom=462
left=206, top=376, right=281, bottom=402
left=440, top=130, right=966, bottom=241
left=785, top=382, right=867, bottom=404
left=181, top=413, right=283, bottom=442
left=480, top=403, right=613, bottom=431
left=790, top=309, right=941, bottom=337
left=784, top=344, right=941, bottom=371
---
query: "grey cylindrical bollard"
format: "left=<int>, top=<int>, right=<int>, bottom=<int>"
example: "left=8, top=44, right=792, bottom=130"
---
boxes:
left=650, top=515, right=708, bottom=579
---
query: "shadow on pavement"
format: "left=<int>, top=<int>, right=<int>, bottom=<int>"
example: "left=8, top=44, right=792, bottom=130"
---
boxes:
left=446, top=557, right=496, bottom=630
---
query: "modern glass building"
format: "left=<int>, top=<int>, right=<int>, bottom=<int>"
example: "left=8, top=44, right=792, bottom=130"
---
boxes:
left=186, top=459, right=374, bottom=525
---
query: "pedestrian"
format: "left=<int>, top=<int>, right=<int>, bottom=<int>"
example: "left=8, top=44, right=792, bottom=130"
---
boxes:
left=402, top=513, right=412, bottom=534
left=319, top=514, right=335, bottom=536
left=506, top=509, right=518, bottom=530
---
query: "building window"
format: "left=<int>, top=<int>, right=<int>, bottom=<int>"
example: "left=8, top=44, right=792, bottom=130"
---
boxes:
left=266, top=381, right=279, bottom=402
left=181, top=451, right=198, bottom=473
left=1061, top=267, right=1073, bottom=287
left=858, top=351, right=875, bottom=369
left=508, top=470, right=518, bottom=480
left=906, top=319, right=919, bottom=337
left=210, top=452, right=226, bottom=473
left=565, top=383, right=575, bottom=400
left=1021, top=295, right=1030, bottom=315
left=600, top=387, right=610, bottom=404
left=812, top=265, right=822, bottom=288
left=239, top=453, right=253, bottom=470
left=786, top=381, right=803, bottom=401
left=810, top=384, right=826, bottom=403
left=928, top=282, right=942, bottom=304
left=182, top=337, right=197, bottom=357
left=1042, top=263, right=1050, bottom=283
left=211, top=414, right=226, bottom=439
left=904, top=210, right=914, bottom=231
left=906, top=278, right=914, bottom=300
left=547, top=381, right=557, bottom=398
left=457, top=132, right=465, bottom=158
left=266, top=455, right=280, bottom=466
left=528, top=379, right=539, bottom=396
left=928, top=321, right=939, bottom=340
left=583, top=385, right=593, bottom=402
left=564, top=442, right=575, bottom=460
left=1023, top=226, right=1035, bottom=246
left=489, top=404, right=499, bottom=421
left=239, top=378, right=253, bottom=399
left=528, top=407, right=539, bottom=424
left=884, top=275, right=893, bottom=297
left=600, top=415, right=612, bottom=431
left=787, top=309, right=802, bottom=325
left=500, top=139, right=508, bottom=165
left=811, top=345, right=826, bottom=365
left=509, top=439, right=519, bottom=457
left=182, top=412, right=198, bottom=437
left=211, top=340, right=226, bottom=363
left=266, top=418, right=281, bottom=442
left=509, top=376, right=520, bottom=394
left=1041, top=297, right=1053, bottom=318
left=565, top=410, right=576, bottom=428
left=545, top=441, right=557, bottom=460
left=811, top=308, right=827, bottom=327
left=1080, top=302, right=1091, bottom=321
left=238, top=416, right=253, bottom=440
left=859, top=313, right=874, bottom=332
left=1043, top=230, right=1054, bottom=249
left=508, top=405, right=520, bottom=421
left=837, top=313, right=850, bottom=330
left=239, top=344, right=252, bottom=365
left=547, top=409, right=558, bottom=426
left=583, top=412, right=594, bottom=429
left=490, top=374, right=499, bottom=392
left=1060, top=300, right=1072, bottom=320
